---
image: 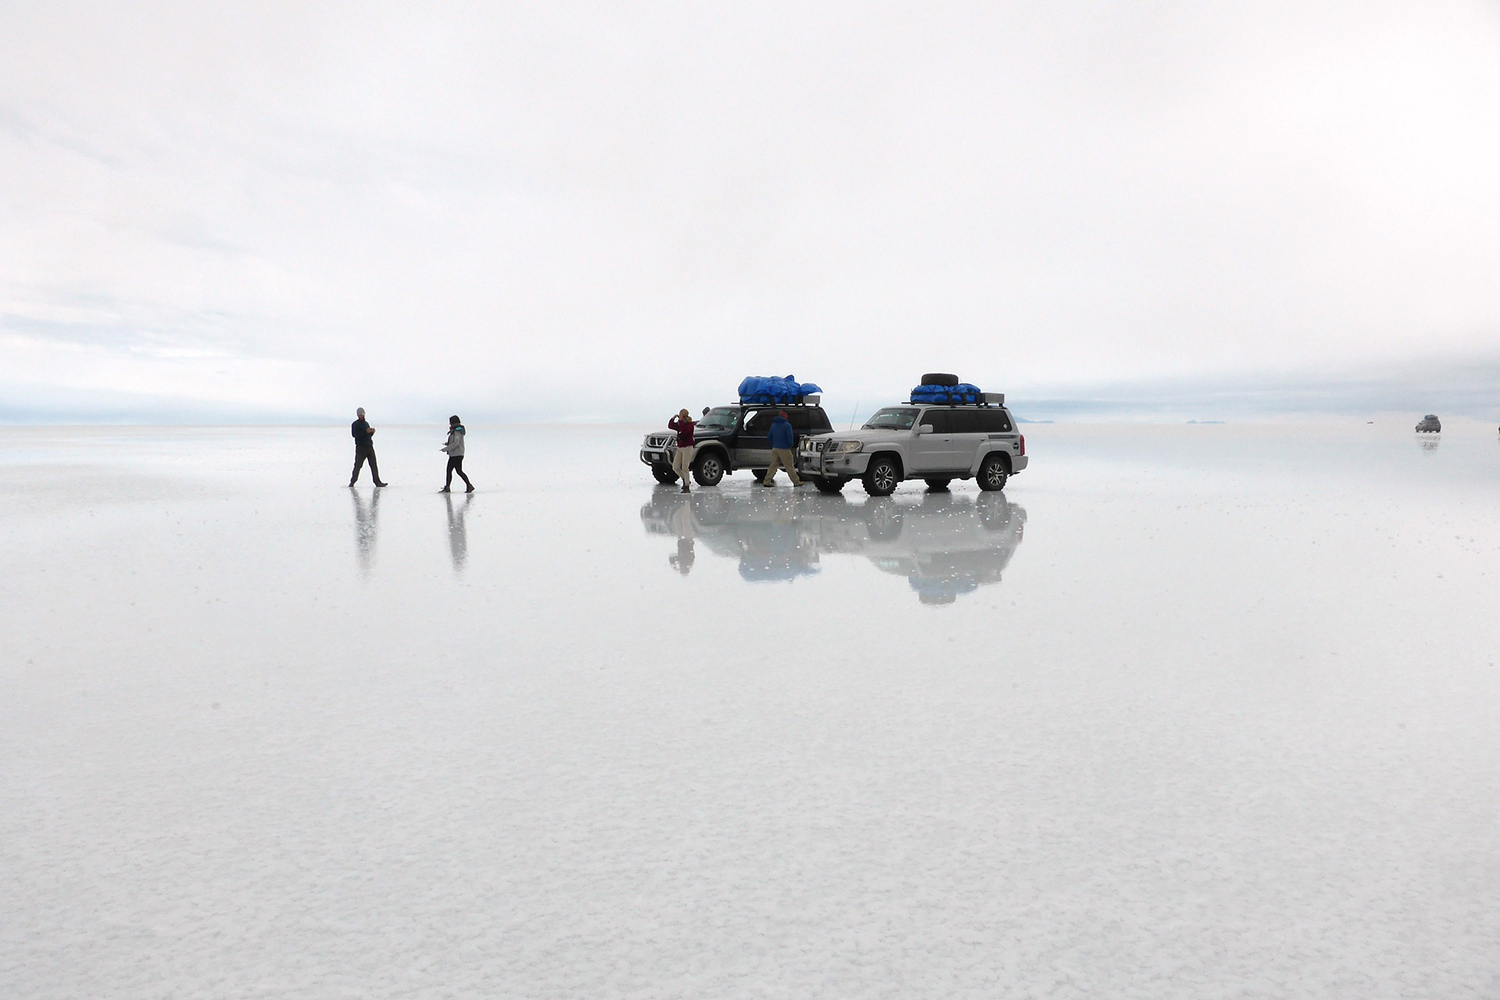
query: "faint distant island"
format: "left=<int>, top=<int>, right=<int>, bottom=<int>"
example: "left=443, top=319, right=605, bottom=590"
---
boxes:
left=1186, top=420, right=1226, bottom=424
left=1015, top=417, right=1054, bottom=424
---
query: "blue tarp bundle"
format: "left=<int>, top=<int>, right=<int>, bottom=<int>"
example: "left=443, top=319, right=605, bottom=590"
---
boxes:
left=738, top=375, right=823, bottom=405
left=910, top=382, right=982, bottom=404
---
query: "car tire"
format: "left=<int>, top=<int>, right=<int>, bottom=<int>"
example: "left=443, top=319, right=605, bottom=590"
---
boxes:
left=862, top=456, right=900, bottom=496
left=977, top=453, right=1009, bottom=491
left=924, top=478, right=951, bottom=491
left=693, top=452, right=726, bottom=487
left=814, top=477, right=846, bottom=494
left=651, top=464, right=679, bottom=484
left=920, top=373, right=960, bottom=386
left=864, top=504, right=903, bottom=541
left=977, top=492, right=1013, bottom=529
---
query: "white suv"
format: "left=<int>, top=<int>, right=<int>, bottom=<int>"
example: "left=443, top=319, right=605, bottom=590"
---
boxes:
left=797, top=396, right=1027, bottom=495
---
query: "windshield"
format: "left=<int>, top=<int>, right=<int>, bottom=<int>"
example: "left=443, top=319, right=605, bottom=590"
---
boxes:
left=862, top=407, right=919, bottom=430
left=698, top=407, right=738, bottom=431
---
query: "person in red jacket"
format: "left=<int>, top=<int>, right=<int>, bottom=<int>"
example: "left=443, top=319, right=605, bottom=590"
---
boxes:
left=667, top=408, right=696, bottom=493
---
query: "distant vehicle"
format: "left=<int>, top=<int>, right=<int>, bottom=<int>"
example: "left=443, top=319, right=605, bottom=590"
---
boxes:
left=639, top=400, right=834, bottom=487
left=1415, top=414, right=1441, bottom=433
left=795, top=375, right=1027, bottom=496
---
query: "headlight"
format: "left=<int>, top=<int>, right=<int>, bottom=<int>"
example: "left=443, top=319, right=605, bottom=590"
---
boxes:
left=834, top=441, right=863, bottom=453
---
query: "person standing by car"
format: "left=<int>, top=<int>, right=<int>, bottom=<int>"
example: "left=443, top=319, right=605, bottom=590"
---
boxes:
left=349, top=407, right=388, bottom=487
left=439, top=415, right=474, bottom=493
left=668, top=409, right=696, bottom=493
left=761, top=410, right=804, bottom=487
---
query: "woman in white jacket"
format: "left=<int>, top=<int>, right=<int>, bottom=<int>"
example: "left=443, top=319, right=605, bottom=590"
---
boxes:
left=440, top=415, right=474, bottom=493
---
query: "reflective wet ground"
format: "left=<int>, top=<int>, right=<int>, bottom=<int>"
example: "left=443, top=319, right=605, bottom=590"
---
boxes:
left=3, top=422, right=1499, bottom=998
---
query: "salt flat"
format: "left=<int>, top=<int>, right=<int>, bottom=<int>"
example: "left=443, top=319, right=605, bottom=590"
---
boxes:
left=2, top=422, right=1498, bottom=998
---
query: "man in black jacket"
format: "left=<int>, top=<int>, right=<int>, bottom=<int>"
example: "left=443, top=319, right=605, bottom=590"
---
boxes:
left=349, top=407, right=388, bottom=487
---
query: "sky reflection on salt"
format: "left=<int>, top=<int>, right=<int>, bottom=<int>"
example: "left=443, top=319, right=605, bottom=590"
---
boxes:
left=5, top=422, right=1500, bottom=999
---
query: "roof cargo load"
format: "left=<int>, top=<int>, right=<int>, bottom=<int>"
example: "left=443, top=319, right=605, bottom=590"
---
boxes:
left=738, top=375, right=823, bottom=405
left=910, top=382, right=982, bottom=405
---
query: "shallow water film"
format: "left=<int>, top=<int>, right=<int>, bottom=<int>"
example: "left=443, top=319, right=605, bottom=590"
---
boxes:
left=4, top=422, right=1499, bottom=998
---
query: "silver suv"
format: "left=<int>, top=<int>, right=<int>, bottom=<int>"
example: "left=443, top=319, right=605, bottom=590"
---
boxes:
left=797, top=395, right=1027, bottom=495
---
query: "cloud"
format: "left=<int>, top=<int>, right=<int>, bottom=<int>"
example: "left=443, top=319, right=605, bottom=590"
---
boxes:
left=3, top=1, right=1500, bottom=422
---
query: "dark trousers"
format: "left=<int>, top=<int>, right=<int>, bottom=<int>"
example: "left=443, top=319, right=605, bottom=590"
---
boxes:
left=351, top=447, right=381, bottom=484
left=445, top=456, right=472, bottom=489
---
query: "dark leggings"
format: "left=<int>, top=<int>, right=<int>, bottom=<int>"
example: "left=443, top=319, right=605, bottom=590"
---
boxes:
left=446, top=456, right=472, bottom=489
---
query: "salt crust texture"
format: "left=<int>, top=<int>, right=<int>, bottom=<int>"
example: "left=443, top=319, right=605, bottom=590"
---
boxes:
left=2, top=423, right=1498, bottom=998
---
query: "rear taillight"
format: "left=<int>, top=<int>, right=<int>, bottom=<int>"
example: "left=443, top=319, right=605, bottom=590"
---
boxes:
left=1018, top=434, right=1026, bottom=455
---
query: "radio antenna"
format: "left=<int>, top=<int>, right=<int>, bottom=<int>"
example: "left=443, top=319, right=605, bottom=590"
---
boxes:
left=848, top=400, right=860, bottom=431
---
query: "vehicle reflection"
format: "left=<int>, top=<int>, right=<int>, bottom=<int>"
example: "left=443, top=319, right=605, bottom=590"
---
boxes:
left=1417, top=435, right=1440, bottom=454
left=641, top=487, right=1027, bottom=604
left=351, top=487, right=381, bottom=577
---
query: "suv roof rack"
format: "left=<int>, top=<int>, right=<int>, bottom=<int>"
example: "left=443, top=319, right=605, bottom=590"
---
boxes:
left=906, top=392, right=1006, bottom=406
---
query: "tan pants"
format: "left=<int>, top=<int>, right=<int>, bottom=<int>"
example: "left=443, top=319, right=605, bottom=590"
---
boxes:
left=762, top=448, right=802, bottom=485
left=672, top=445, right=695, bottom=485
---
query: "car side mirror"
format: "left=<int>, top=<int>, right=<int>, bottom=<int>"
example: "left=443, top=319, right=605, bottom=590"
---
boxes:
left=916, top=424, right=934, bottom=435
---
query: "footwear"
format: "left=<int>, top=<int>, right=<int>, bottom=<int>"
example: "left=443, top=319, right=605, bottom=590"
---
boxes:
left=465, top=485, right=475, bottom=493
left=348, top=481, right=356, bottom=488
left=440, top=487, right=451, bottom=493
left=374, top=482, right=388, bottom=488
left=758, top=481, right=773, bottom=487
left=792, top=481, right=806, bottom=487
left=680, top=486, right=690, bottom=493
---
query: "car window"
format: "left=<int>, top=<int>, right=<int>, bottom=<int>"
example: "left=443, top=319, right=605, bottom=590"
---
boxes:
left=979, top=410, right=1013, bottom=433
left=921, top=409, right=955, bottom=434
left=947, top=410, right=984, bottom=433
left=788, top=409, right=812, bottom=432
left=742, top=409, right=773, bottom=435
left=862, top=407, right=919, bottom=430
left=806, top=409, right=832, bottom=433
left=699, top=407, right=738, bottom=431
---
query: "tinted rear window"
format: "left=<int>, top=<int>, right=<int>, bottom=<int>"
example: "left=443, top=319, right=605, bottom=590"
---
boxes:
left=788, top=409, right=826, bottom=432
left=949, top=409, right=1013, bottom=432
left=920, top=410, right=956, bottom=433
left=982, top=410, right=1013, bottom=432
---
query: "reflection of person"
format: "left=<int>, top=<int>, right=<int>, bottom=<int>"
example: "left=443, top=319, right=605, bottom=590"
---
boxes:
left=668, top=409, right=696, bottom=494
left=440, top=415, right=474, bottom=493
left=352, top=485, right=381, bottom=576
left=670, top=537, right=695, bottom=574
left=667, top=497, right=697, bottom=574
left=444, top=491, right=471, bottom=573
left=760, top=410, right=803, bottom=487
left=349, top=407, right=388, bottom=487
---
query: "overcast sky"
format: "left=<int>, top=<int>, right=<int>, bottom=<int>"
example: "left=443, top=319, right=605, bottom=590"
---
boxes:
left=3, top=1, right=1499, bottom=423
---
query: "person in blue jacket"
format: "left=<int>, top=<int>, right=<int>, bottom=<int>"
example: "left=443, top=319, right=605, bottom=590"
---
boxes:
left=760, top=410, right=804, bottom=487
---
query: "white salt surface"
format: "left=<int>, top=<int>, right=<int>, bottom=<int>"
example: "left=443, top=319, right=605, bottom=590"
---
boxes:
left=3, top=422, right=1498, bottom=998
